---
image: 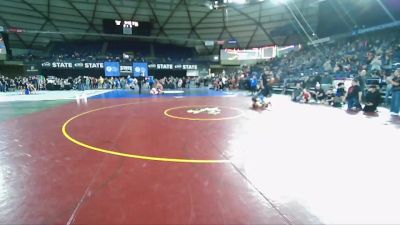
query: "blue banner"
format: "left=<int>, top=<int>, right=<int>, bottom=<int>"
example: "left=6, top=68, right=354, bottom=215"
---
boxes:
left=104, top=62, right=120, bottom=77
left=133, top=62, right=148, bottom=77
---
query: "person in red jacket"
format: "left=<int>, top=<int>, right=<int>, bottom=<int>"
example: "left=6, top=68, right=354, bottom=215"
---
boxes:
left=344, top=79, right=362, bottom=110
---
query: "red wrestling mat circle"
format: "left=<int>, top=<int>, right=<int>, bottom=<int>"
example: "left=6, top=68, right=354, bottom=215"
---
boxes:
left=62, top=101, right=243, bottom=163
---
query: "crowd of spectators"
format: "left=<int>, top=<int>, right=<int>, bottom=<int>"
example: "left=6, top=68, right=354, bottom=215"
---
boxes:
left=3, top=28, right=400, bottom=114
left=0, top=74, right=201, bottom=94
left=269, top=29, right=400, bottom=81
left=195, top=29, right=400, bottom=97
left=289, top=68, right=400, bottom=114
left=0, top=75, right=41, bottom=93
left=15, top=51, right=149, bottom=64
left=196, top=29, right=400, bottom=114
left=15, top=41, right=196, bottom=65
left=0, top=75, right=129, bottom=93
left=262, top=29, right=400, bottom=114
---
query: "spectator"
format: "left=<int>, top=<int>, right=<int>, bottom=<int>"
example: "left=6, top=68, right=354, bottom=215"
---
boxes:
left=177, top=78, right=183, bottom=89
left=363, top=85, right=382, bottom=112
left=313, top=83, right=326, bottom=103
left=333, top=82, right=346, bottom=107
left=120, top=77, right=126, bottom=89
left=323, top=58, right=332, bottom=72
left=356, top=69, right=367, bottom=96
left=110, top=77, right=114, bottom=89
left=85, top=76, right=91, bottom=89
left=250, top=75, right=258, bottom=96
left=325, top=87, right=335, bottom=106
left=0, top=79, right=3, bottom=92
left=384, top=73, right=393, bottom=106
left=321, top=73, right=333, bottom=90
left=344, top=79, right=362, bottom=111
left=138, top=77, right=143, bottom=94
left=79, top=76, right=85, bottom=91
left=292, top=83, right=304, bottom=102
left=389, top=69, right=400, bottom=115
left=370, top=55, right=382, bottom=72
left=303, top=88, right=311, bottom=103
left=98, top=76, right=104, bottom=88
left=149, top=76, right=155, bottom=89
left=195, top=77, right=201, bottom=88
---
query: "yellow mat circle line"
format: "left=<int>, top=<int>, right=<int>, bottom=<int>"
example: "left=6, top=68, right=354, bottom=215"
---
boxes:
left=62, top=102, right=234, bottom=163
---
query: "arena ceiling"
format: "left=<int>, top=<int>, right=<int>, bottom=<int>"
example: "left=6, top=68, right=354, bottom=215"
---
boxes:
left=0, top=0, right=319, bottom=52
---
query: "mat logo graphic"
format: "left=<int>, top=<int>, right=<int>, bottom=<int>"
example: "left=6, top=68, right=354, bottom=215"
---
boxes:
left=41, top=62, right=51, bottom=67
left=187, top=107, right=221, bottom=115
left=74, top=62, right=84, bottom=68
